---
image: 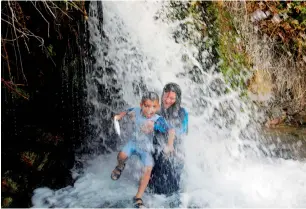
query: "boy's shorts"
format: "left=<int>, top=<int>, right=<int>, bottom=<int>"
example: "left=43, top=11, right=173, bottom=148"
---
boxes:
left=121, top=141, right=154, bottom=167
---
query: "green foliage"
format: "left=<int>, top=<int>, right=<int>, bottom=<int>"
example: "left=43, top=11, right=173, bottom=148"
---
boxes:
left=247, top=1, right=306, bottom=60
left=164, top=1, right=252, bottom=93
left=47, top=44, right=56, bottom=57
left=2, top=197, right=13, bottom=208
left=12, top=87, right=29, bottom=100
left=209, top=2, right=251, bottom=92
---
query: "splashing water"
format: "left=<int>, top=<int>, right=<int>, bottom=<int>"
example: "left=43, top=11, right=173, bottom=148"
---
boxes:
left=32, top=1, right=306, bottom=208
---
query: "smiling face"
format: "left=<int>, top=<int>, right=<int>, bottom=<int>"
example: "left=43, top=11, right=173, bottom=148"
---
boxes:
left=162, top=91, right=177, bottom=109
left=140, top=99, right=160, bottom=118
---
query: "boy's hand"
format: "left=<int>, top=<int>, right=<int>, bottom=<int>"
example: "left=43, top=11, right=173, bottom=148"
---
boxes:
left=141, top=121, right=154, bottom=134
left=114, top=112, right=126, bottom=120
left=114, top=115, right=121, bottom=120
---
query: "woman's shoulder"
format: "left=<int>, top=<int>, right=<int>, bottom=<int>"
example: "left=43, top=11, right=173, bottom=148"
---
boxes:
left=178, top=107, right=188, bottom=120
left=179, top=107, right=188, bottom=115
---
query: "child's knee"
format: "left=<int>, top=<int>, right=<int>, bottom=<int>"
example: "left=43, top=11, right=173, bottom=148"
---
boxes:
left=118, top=151, right=128, bottom=161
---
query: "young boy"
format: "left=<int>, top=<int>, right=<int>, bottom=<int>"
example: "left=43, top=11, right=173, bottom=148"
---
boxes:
left=111, top=91, right=175, bottom=208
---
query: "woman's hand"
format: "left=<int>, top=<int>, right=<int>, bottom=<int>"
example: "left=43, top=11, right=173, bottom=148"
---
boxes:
left=163, top=143, right=174, bottom=155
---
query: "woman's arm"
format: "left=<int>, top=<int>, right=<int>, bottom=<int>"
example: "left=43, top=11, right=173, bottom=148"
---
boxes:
left=154, top=117, right=175, bottom=153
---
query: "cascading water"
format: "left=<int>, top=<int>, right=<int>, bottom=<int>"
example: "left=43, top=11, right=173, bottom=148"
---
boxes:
left=32, top=1, right=306, bottom=208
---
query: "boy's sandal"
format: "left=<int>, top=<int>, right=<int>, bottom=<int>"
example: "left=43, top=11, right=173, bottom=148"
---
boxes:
left=111, top=163, right=125, bottom=180
left=133, top=197, right=145, bottom=208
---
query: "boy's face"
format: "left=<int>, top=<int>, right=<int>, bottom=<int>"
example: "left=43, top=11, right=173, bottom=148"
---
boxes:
left=140, top=99, right=160, bottom=118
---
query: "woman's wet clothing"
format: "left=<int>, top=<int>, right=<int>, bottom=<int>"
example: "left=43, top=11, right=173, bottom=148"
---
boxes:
left=149, top=107, right=188, bottom=195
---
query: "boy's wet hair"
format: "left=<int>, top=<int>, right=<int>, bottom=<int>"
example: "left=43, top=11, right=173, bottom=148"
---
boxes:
left=141, top=91, right=159, bottom=103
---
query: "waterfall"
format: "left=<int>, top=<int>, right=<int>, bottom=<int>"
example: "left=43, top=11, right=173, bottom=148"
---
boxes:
left=32, top=1, right=306, bottom=207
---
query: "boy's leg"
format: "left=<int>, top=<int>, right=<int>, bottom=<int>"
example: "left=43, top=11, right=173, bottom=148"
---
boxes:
left=116, top=151, right=128, bottom=169
left=111, top=151, right=128, bottom=180
left=111, top=141, right=134, bottom=180
left=134, top=150, right=154, bottom=206
left=117, top=151, right=128, bottom=166
left=135, top=166, right=152, bottom=198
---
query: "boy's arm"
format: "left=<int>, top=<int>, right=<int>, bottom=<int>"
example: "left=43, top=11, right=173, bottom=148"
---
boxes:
left=114, top=108, right=134, bottom=120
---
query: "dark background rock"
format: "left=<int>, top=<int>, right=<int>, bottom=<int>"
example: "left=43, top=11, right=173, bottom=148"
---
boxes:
left=1, top=1, right=91, bottom=207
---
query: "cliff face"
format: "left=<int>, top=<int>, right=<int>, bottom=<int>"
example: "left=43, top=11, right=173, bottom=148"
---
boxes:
left=245, top=1, right=306, bottom=125
left=204, top=1, right=306, bottom=126
left=1, top=1, right=90, bottom=207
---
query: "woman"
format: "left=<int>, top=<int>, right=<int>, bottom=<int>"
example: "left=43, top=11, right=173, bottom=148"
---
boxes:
left=149, top=82, right=188, bottom=196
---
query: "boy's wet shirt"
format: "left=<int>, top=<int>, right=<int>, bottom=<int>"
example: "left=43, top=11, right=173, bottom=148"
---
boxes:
left=125, top=99, right=172, bottom=153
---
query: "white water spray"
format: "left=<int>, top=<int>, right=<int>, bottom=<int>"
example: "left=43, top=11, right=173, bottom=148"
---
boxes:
left=32, top=1, right=306, bottom=208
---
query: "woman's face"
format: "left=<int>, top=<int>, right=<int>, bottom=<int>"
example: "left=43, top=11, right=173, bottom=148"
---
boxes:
left=162, top=91, right=176, bottom=109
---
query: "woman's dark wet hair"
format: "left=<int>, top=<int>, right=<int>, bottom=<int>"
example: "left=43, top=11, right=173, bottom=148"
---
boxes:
left=160, top=82, right=182, bottom=121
